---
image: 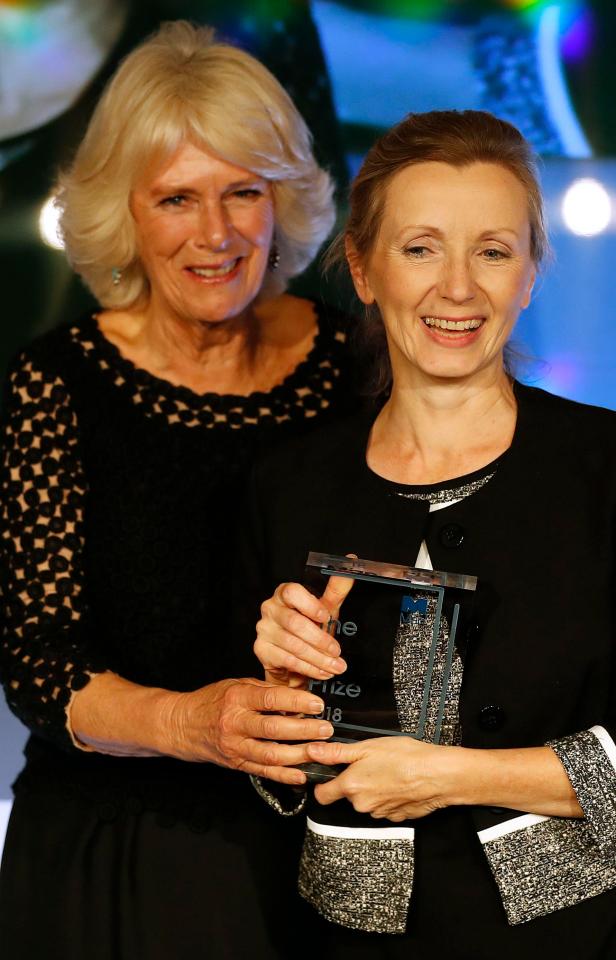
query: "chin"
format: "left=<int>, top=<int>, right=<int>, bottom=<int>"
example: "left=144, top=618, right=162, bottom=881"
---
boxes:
left=421, top=363, right=479, bottom=382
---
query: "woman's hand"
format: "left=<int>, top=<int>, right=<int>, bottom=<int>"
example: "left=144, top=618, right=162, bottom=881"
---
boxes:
left=306, top=737, right=455, bottom=821
left=70, top=672, right=334, bottom=785
left=254, top=573, right=354, bottom=686
left=305, top=737, right=583, bottom=821
left=159, top=678, right=335, bottom=784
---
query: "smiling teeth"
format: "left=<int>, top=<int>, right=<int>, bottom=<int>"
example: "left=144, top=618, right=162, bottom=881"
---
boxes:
left=191, top=260, right=238, bottom=278
left=423, top=317, right=483, bottom=330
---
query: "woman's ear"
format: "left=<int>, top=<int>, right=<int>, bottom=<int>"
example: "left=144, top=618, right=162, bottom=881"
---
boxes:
left=520, top=266, right=537, bottom=310
left=345, top=237, right=375, bottom=305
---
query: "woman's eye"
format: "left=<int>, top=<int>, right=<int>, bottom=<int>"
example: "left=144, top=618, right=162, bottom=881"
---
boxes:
left=404, top=245, right=430, bottom=258
left=232, top=188, right=263, bottom=200
left=482, top=248, right=509, bottom=260
left=160, top=194, right=187, bottom=207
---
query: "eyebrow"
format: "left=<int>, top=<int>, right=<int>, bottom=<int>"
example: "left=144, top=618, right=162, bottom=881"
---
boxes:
left=395, top=225, right=522, bottom=242
left=395, top=224, right=444, bottom=239
left=477, top=228, right=521, bottom=240
left=148, top=177, right=266, bottom=196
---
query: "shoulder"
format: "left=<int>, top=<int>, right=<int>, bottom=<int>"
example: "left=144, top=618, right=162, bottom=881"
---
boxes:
left=254, top=408, right=372, bottom=493
left=514, top=382, right=616, bottom=488
left=516, top=381, right=616, bottom=439
left=2, top=316, right=96, bottom=415
left=5, top=316, right=94, bottom=380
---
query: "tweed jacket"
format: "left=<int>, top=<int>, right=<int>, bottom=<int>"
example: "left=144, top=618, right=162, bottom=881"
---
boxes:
left=243, top=382, right=616, bottom=934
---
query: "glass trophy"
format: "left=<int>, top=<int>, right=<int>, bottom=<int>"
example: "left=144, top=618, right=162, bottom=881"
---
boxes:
left=300, top=552, right=477, bottom=782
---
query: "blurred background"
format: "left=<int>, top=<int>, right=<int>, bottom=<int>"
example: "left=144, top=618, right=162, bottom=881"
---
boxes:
left=1, top=0, right=615, bottom=848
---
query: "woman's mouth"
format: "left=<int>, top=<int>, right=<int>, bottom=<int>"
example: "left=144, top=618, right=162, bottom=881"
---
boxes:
left=186, top=258, right=241, bottom=280
left=422, top=316, right=484, bottom=331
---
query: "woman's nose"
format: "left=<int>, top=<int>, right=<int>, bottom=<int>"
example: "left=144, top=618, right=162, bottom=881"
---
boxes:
left=437, top=257, right=476, bottom=302
left=196, top=201, right=232, bottom=251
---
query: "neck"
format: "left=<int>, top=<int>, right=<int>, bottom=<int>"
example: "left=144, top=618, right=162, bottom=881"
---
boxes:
left=369, top=365, right=516, bottom=485
left=142, top=297, right=260, bottom=377
left=99, top=292, right=317, bottom=396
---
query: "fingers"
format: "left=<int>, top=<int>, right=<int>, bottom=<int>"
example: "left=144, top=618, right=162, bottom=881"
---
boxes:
left=239, top=759, right=308, bottom=786
left=307, top=741, right=363, bottom=806
left=239, top=738, right=320, bottom=771
left=233, top=679, right=326, bottom=716
left=255, top=583, right=347, bottom=681
left=246, top=712, right=334, bottom=743
left=314, top=774, right=345, bottom=805
left=256, top=610, right=346, bottom=680
left=320, top=554, right=357, bottom=618
left=370, top=808, right=408, bottom=822
left=273, top=582, right=331, bottom=629
left=306, top=740, right=360, bottom=765
left=320, top=573, right=355, bottom=619
left=274, top=601, right=340, bottom=656
left=257, top=646, right=345, bottom=683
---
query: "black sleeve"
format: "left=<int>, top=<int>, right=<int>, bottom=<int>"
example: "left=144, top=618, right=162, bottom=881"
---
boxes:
left=0, top=350, right=104, bottom=750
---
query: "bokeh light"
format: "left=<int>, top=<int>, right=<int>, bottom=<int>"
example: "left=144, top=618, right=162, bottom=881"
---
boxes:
left=561, top=178, right=612, bottom=236
left=38, top=195, right=64, bottom=250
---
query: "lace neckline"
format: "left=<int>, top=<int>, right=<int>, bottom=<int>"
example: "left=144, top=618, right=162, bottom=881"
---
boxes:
left=71, top=300, right=347, bottom=429
left=80, top=299, right=334, bottom=404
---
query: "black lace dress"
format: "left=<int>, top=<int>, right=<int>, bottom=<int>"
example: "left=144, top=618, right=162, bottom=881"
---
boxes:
left=0, top=302, right=355, bottom=960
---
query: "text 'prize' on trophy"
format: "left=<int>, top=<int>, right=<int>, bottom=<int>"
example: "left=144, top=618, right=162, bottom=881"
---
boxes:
left=299, top=552, right=477, bottom=783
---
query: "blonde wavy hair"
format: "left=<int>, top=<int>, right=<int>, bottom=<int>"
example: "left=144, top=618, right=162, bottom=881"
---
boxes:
left=57, top=20, right=336, bottom=307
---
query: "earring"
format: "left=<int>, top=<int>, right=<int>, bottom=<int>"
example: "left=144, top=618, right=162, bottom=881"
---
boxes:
left=268, top=244, right=280, bottom=272
left=111, top=267, right=122, bottom=286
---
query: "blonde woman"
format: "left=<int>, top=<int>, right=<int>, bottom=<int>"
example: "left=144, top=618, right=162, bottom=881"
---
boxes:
left=0, top=21, right=352, bottom=959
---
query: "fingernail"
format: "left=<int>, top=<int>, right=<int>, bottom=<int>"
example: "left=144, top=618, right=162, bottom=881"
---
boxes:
left=318, top=723, right=333, bottom=737
left=327, top=641, right=341, bottom=656
left=309, top=699, right=324, bottom=713
left=332, top=658, right=346, bottom=672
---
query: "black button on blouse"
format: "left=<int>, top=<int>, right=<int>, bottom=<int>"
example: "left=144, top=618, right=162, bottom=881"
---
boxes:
left=439, top=522, right=466, bottom=548
left=477, top=704, right=506, bottom=731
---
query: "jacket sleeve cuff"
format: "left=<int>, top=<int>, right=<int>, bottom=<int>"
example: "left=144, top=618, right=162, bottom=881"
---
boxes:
left=249, top=776, right=307, bottom=817
left=548, top=725, right=616, bottom=856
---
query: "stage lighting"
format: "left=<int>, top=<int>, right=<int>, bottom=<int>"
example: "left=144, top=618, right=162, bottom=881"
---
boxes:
left=561, top=177, right=612, bottom=236
left=38, top=195, right=64, bottom=250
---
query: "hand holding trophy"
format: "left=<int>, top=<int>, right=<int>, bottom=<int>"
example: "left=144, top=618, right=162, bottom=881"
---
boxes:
left=255, top=552, right=477, bottom=783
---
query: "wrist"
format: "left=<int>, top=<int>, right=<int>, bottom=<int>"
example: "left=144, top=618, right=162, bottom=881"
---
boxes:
left=70, top=673, right=182, bottom=758
left=433, top=745, right=478, bottom=807
left=146, top=687, right=188, bottom=756
left=441, top=745, right=583, bottom=818
left=441, top=746, right=528, bottom=808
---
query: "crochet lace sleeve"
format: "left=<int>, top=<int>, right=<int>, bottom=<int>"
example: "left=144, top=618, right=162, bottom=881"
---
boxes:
left=0, top=352, right=102, bottom=750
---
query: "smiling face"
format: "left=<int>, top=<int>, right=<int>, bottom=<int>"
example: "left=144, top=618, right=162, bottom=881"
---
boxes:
left=347, top=161, right=536, bottom=386
left=130, top=141, right=275, bottom=327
